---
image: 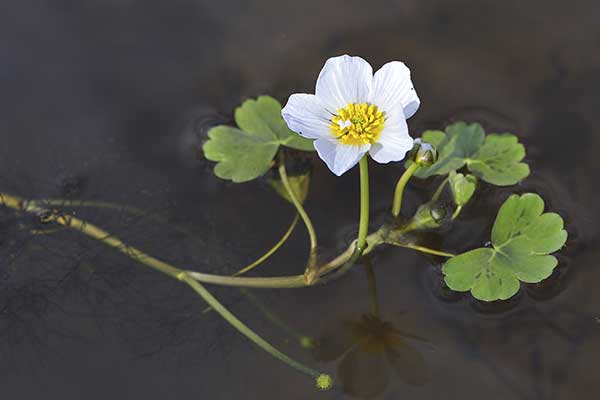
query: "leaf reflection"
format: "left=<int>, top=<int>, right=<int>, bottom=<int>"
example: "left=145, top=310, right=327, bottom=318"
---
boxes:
left=312, top=263, right=430, bottom=398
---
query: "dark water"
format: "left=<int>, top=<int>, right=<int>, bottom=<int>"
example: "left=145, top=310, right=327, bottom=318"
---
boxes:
left=1, top=0, right=599, bottom=398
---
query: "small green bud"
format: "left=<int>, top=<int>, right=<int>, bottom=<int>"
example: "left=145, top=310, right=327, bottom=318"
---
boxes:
left=299, top=336, right=315, bottom=349
left=430, top=204, right=447, bottom=222
left=315, top=374, right=333, bottom=390
left=411, top=139, right=438, bottom=167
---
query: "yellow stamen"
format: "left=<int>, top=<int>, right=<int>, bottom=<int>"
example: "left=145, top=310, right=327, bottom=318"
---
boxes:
left=330, top=102, right=385, bottom=146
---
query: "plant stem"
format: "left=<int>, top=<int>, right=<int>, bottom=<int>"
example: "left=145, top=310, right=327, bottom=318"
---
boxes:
left=278, top=154, right=318, bottom=282
left=391, top=163, right=419, bottom=217
left=240, top=288, right=314, bottom=348
left=431, top=176, right=449, bottom=202
left=0, top=192, right=330, bottom=388
left=393, top=242, right=455, bottom=258
left=234, top=214, right=299, bottom=276
left=179, top=273, right=329, bottom=386
left=357, top=156, right=370, bottom=253
left=451, top=205, right=463, bottom=220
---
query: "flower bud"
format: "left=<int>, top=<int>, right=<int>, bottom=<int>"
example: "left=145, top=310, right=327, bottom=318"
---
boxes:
left=411, top=139, right=438, bottom=167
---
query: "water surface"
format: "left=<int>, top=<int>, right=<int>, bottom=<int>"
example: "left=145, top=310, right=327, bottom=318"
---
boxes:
left=1, top=0, right=599, bottom=399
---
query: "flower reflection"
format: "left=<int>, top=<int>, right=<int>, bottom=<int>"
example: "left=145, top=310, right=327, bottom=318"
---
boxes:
left=313, top=313, right=430, bottom=398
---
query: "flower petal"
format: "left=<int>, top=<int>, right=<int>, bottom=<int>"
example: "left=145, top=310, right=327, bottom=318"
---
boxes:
left=314, top=139, right=369, bottom=176
left=281, top=93, right=332, bottom=140
left=369, top=113, right=414, bottom=163
left=315, top=55, right=373, bottom=112
left=370, top=61, right=420, bottom=119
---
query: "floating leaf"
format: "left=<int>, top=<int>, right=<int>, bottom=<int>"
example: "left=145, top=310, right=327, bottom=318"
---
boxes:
left=443, top=193, right=567, bottom=301
left=203, top=126, right=279, bottom=182
left=203, top=96, right=314, bottom=182
left=467, top=134, right=530, bottom=186
left=235, top=96, right=315, bottom=152
left=449, top=171, right=477, bottom=206
left=407, top=122, right=529, bottom=186
left=406, top=122, right=485, bottom=178
left=269, top=172, right=311, bottom=204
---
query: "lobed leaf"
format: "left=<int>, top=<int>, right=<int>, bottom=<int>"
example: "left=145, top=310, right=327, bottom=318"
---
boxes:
left=449, top=171, right=477, bottom=206
left=407, top=122, right=530, bottom=186
left=442, top=193, right=567, bottom=301
left=203, top=96, right=314, bottom=182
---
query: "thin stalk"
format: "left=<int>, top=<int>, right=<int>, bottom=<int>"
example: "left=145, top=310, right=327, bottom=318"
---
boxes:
left=179, top=273, right=331, bottom=388
left=234, top=214, right=299, bottom=276
left=357, top=156, right=370, bottom=252
left=1, top=192, right=382, bottom=288
left=278, top=154, right=318, bottom=283
left=431, top=176, right=449, bottom=202
left=0, top=192, right=331, bottom=389
left=393, top=242, right=455, bottom=258
left=201, top=214, right=299, bottom=313
left=391, top=163, right=418, bottom=217
left=240, top=288, right=314, bottom=348
left=451, top=205, right=463, bottom=220
left=30, top=198, right=200, bottom=238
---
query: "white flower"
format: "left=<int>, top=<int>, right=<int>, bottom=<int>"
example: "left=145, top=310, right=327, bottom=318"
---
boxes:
left=281, top=55, right=420, bottom=176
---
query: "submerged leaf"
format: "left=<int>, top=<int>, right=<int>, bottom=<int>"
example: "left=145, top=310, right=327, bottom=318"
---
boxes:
left=407, top=122, right=530, bottom=186
left=443, top=193, right=567, bottom=301
left=449, top=171, right=477, bottom=206
left=203, top=96, right=314, bottom=182
left=269, top=172, right=311, bottom=204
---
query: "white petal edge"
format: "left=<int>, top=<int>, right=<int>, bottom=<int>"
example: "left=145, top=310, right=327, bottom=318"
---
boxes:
left=314, top=139, right=370, bottom=176
left=369, top=115, right=414, bottom=164
left=281, top=93, right=332, bottom=140
left=370, top=61, right=420, bottom=119
left=315, top=55, right=373, bottom=113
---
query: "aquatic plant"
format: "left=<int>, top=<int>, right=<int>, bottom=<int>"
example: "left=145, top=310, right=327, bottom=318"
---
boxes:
left=0, top=55, right=568, bottom=391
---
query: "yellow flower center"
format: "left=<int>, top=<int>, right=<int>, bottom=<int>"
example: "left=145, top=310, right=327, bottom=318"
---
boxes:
left=330, top=102, right=385, bottom=146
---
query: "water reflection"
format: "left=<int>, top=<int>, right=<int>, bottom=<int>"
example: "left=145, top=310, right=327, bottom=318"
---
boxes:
left=313, top=263, right=430, bottom=398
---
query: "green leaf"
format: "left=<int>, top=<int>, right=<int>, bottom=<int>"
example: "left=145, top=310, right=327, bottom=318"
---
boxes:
left=269, top=172, right=311, bottom=204
left=467, top=134, right=530, bottom=186
left=449, top=171, right=477, bottom=206
left=203, top=126, right=279, bottom=182
left=235, top=96, right=315, bottom=152
left=442, top=193, right=567, bottom=301
left=203, top=96, right=314, bottom=183
left=407, top=122, right=485, bottom=178
left=407, top=122, right=530, bottom=186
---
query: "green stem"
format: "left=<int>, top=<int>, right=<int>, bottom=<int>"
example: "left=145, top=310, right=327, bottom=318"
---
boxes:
left=31, top=198, right=200, bottom=239
left=201, top=214, right=299, bottom=313
left=451, top=205, right=463, bottom=220
left=431, top=177, right=449, bottom=202
left=234, top=214, right=299, bottom=276
left=240, top=288, right=314, bottom=348
left=278, top=154, right=318, bottom=282
left=0, top=192, right=331, bottom=389
left=394, top=242, right=455, bottom=258
left=391, top=163, right=419, bottom=217
left=0, top=192, right=383, bottom=289
left=357, top=156, right=370, bottom=252
left=179, top=273, right=330, bottom=388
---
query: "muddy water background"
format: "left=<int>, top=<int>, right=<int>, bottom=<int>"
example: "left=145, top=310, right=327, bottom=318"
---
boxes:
left=1, top=0, right=600, bottom=399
